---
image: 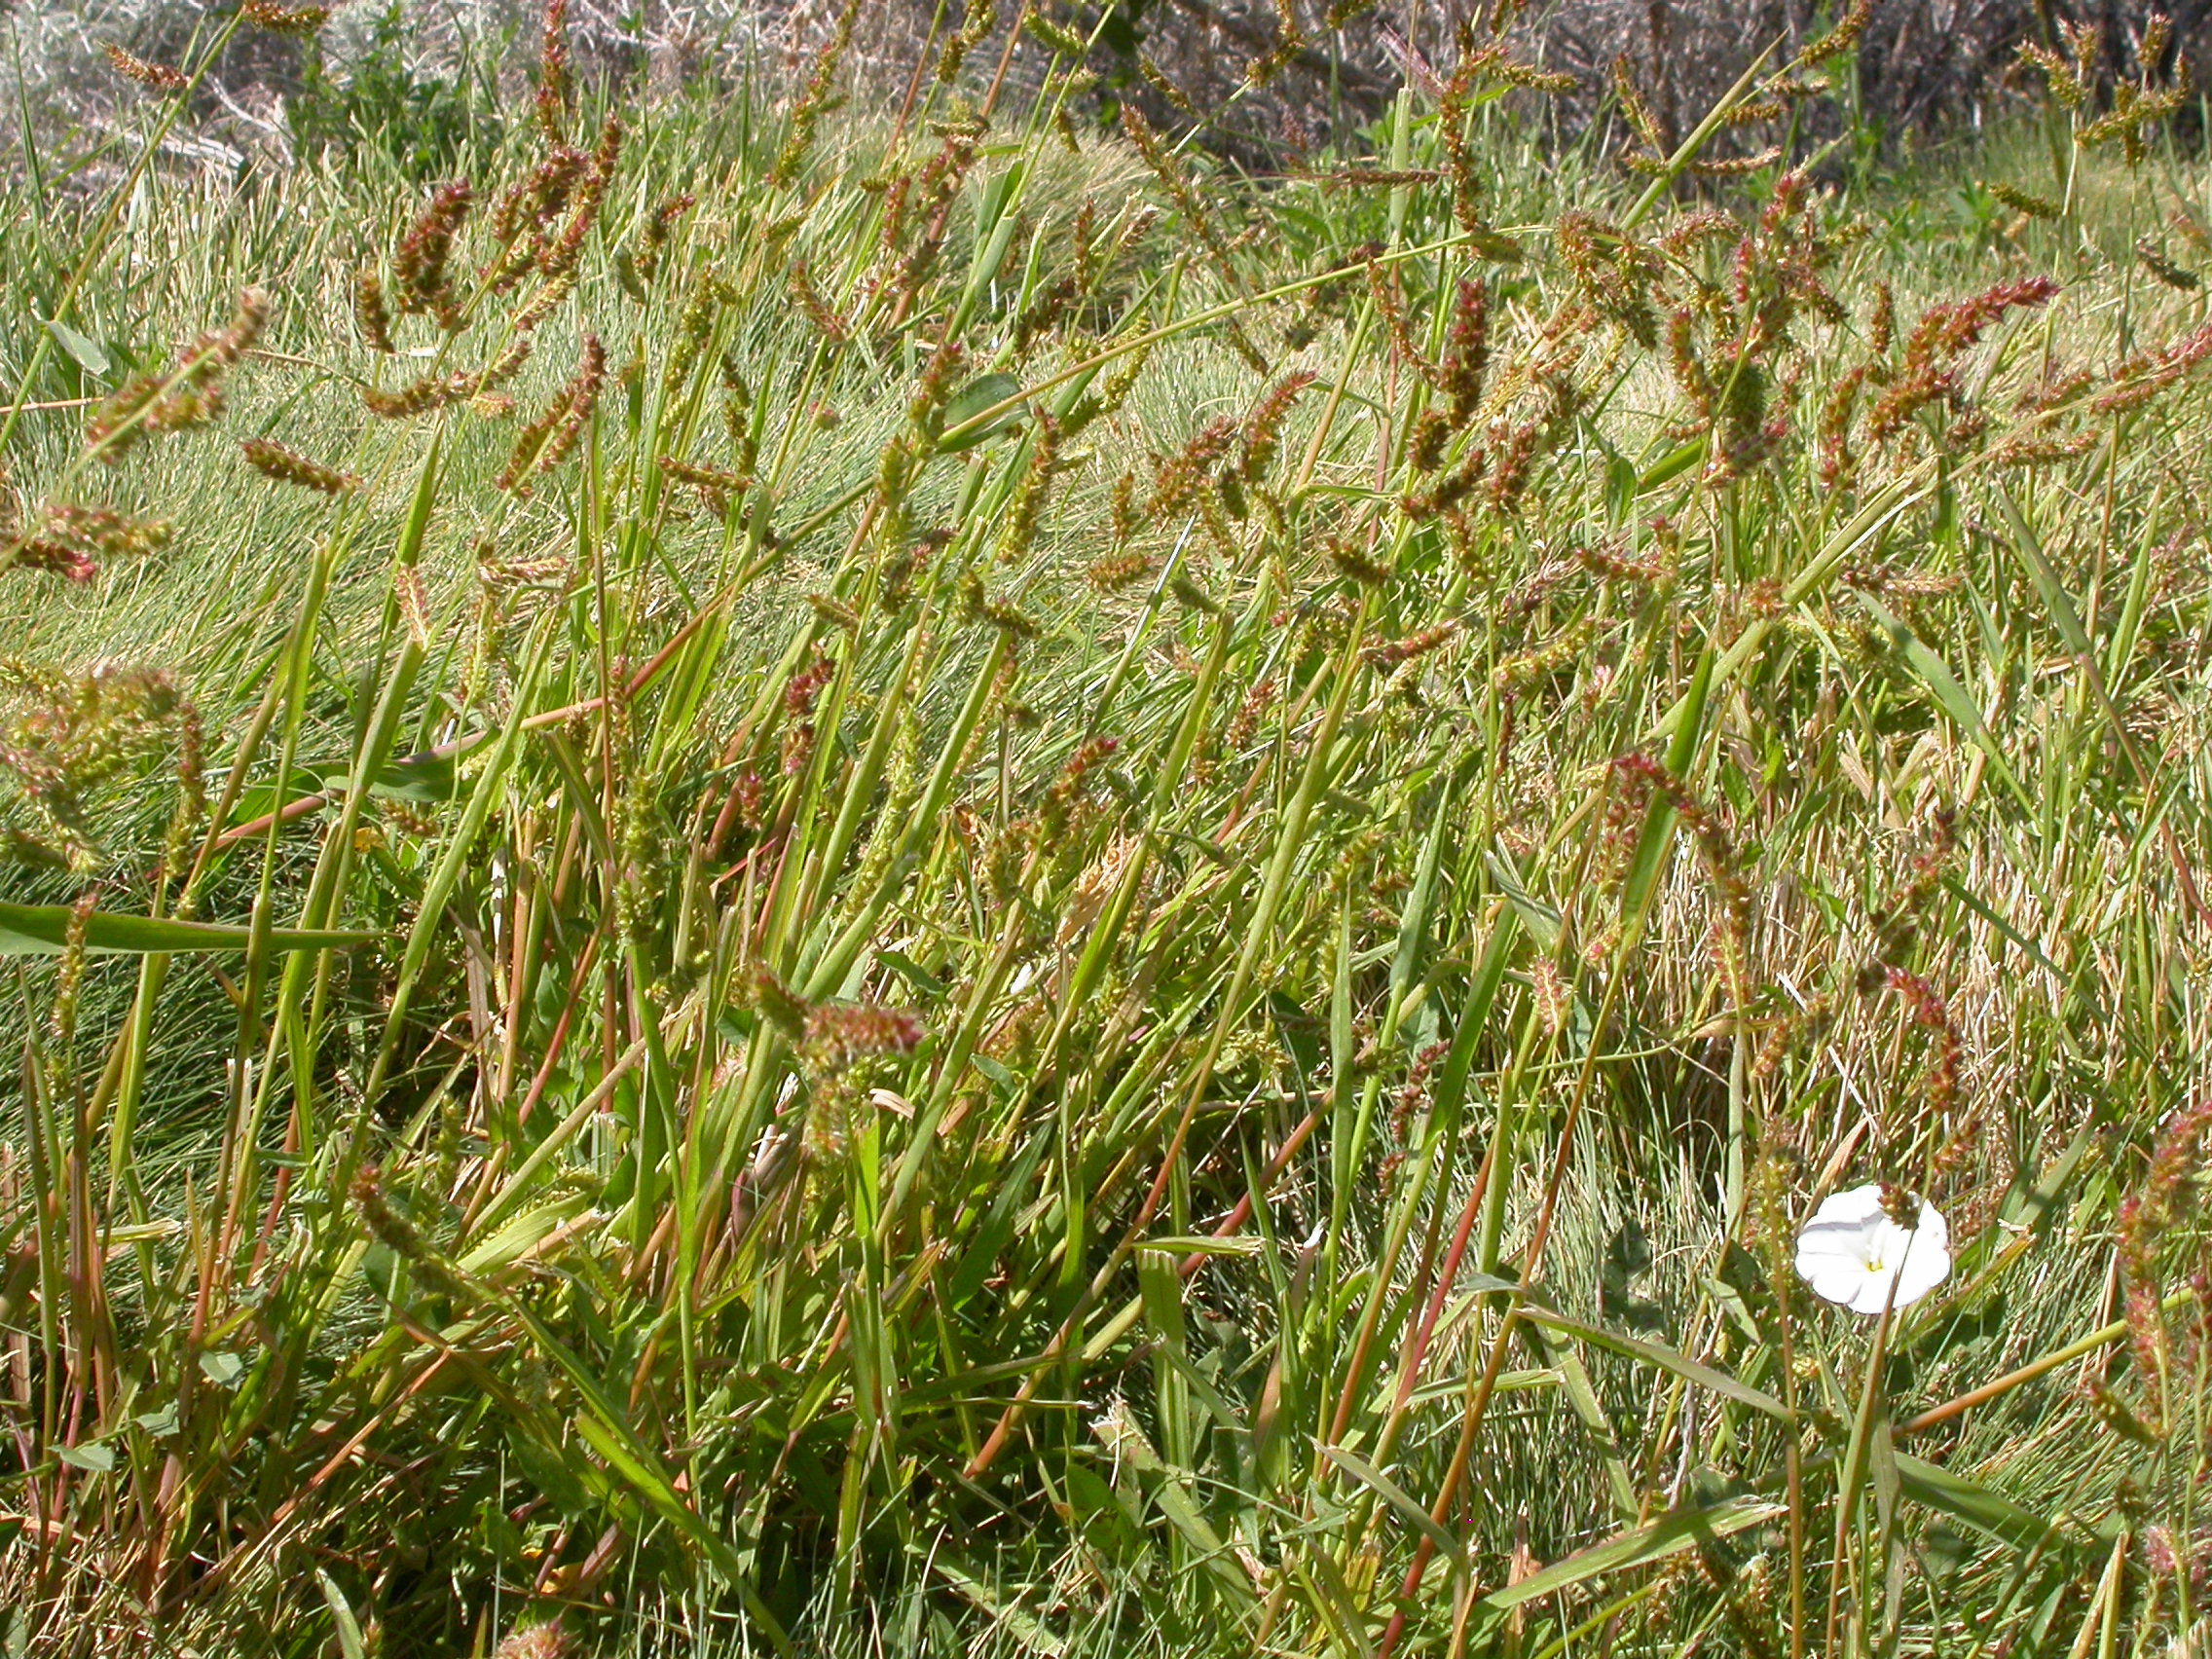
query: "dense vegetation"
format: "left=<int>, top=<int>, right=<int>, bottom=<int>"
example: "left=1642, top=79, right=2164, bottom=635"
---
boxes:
left=5, top=4, right=2212, bottom=1654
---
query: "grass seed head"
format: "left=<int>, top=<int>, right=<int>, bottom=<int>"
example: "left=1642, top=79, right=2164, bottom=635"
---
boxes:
left=88, top=287, right=266, bottom=461
left=1363, top=621, right=1458, bottom=672
left=239, top=0, right=331, bottom=32
left=1087, top=549, right=1152, bottom=593
left=1794, top=0, right=1869, bottom=66
left=536, top=0, right=571, bottom=138
left=497, top=334, right=604, bottom=493
left=999, top=409, right=1062, bottom=562
left=1151, top=417, right=1238, bottom=519
left=1239, top=371, right=1315, bottom=483
left=772, top=0, right=860, bottom=187
left=788, top=262, right=851, bottom=344
left=353, top=271, right=395, bottom=353
left=240, top=439, right=359, bottom=495
left=740, top=967, right=811, bottom=1039
left=493, top=148, right=590, bottom=247
left=1986, top=179, right=2062, bottom=220
left=1574, top=535, right=1672, bottom=587
left=0, top=661, right=191, bottom=866
left=103, top=43, right=186, bottom=92
left=8, top=538, right=97, bottom=583
left=34, top=505, right=171, bottom=565
left=2118, top=1098, right=2212, bottom=1422
left=392, top=181, right=473, bottom=326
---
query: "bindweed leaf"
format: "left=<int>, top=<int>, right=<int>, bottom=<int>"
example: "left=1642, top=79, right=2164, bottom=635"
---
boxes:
left=877, top=948, right=947, bottom=999
left=45, top=318, right=109, bottom=376
left=939, top=374, right=1025, bottom=450
left=56, top=1442, right=116, bottom=1473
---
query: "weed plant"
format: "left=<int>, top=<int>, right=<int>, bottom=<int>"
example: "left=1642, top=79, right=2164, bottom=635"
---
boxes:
left=5, top=5, right=2212, bottom=1656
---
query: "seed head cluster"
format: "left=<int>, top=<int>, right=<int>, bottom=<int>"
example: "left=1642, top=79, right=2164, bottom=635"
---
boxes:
left=88, top=288, right=267, bottom=462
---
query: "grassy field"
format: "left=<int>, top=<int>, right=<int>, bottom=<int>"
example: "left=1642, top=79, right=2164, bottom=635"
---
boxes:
left=4, top=6, right=2212, bottom=1655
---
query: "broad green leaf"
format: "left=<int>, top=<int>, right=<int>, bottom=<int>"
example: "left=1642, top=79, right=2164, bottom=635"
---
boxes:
left=1513, top=1300, right=1792, bottom=1421
left=503, top=1297, right=792, bottom=1647
left=316, top=1570, right=369, bottom=1659
left=571, top=1409, right=750, bottom=1580
left=935, top=1556, right=1066, bottom=1656
left=1143, top=1235, right=1263, bottom=1256
left=1856, top=593, right=2032, bottom=812
left=947, top=1128, right=1051, bottom=1309
left=45, top=317, right=109, bottom=376
left=1894, top=1454, right=2071, bottom=1554
left=1594, top=463, right=1638, bottom=539
left=0, top=901, right=378, bottom=957
left=1464, top=227, right=1526, bottom=262
left=1619, top=644, right=1714, bottom=934
left=939, top=373, right=1025, bottom=449
left=363, top=613, right=553, bottom=1102
left=1297, top=1546, right=1381, bottom=1659
left=1427, top=904, right=1518, bottom=1131
left=1638, top=437, right=1704, bottom=492
left=1143, top=1472, right=1257, bottom=1607
left=1482, top=1495, right=1785, bottom=1610
left=457, top=1191, right=597, bottom=1275
left=1522, top=1326, right=1641, bottom=1520
left=1992, top=485, right=2095, bottom=659
left=1389, top=773, right=1455, bottom=1004
left=1483, top=851, right=1560, bottom=951
left=1321, top=1445, right=1463, bottom=1567
left=960, top=168, right=1026, bottom=320
left=1870, top=1415, right=1900, bottom=1536
left=877, top=948, right=947, bottom=999
left=55, top=1442, right=116, bottom=1473
left=2005, top=1124, right=2096, bottom=1235
left=1153, top=1341, right=1248, bottom=1447
left=1942, top=877, right=2066, bottom=983
left=343, top=746, right=461, bottom=803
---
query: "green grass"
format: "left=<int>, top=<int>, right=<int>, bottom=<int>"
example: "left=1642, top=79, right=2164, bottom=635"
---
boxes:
left=4, top=10, right=2212, bottom=1656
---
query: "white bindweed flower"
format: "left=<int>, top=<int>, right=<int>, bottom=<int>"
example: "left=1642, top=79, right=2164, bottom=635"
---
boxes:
left=1793, top=1184, right=1951, bottom=1315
